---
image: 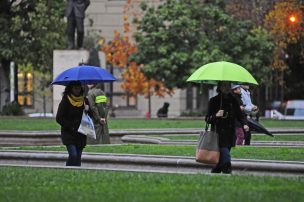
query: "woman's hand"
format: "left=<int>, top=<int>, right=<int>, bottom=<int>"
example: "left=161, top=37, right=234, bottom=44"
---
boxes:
left=84, top=104, right=89, bottom=112
left=216, top=110, right=224, bottom=117
left=100, top=118, right=106, bottom=124
left=243, top=125, right=249, bottom=132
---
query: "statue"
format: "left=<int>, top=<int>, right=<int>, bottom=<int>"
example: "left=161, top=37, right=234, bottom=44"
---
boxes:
left=65, top=0, right=91, bottom=49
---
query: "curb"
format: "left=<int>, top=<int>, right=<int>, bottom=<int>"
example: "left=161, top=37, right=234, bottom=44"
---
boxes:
left=0, top=150, right=303, bottom=175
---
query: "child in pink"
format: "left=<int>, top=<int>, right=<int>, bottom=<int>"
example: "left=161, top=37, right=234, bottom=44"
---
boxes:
left=231, top=85, right=246, bottom=145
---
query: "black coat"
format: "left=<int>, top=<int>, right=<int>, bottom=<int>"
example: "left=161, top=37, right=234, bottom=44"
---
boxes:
left=205, top=93, right=246, bottom=147
left=56, top=95, right=86, bottom=148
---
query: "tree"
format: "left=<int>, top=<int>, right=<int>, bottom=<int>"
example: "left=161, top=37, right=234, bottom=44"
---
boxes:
left=264, top=0, right=304, bottom=101
left=0, top=0, right=66, bottom=114
left=134, top=0, right=273, bottom=87
left=134, top=0, right=204, bottom=89
left=225, top=0, right=283, bottom=26
left=0, top=0, right=66, bottom=67
left=239, top=27, right=274, bottom=107
left=0, top=0, right=66, bottom=71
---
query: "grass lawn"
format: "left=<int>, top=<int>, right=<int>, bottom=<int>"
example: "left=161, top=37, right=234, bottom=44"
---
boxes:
left=0, top=166, right=303, bottom=202
left=0, top=116, right=304, bottom=130
left=1, top=118, right=303, bottom=202
left=4, top=144, right=304, bottom=161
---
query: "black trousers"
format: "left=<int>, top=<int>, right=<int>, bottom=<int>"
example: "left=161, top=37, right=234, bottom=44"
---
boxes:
left=245, top=112, right=259, bottom=145
left=67, top=11, right=84, bottom=49
left=244, top=131, right=251, bottom=145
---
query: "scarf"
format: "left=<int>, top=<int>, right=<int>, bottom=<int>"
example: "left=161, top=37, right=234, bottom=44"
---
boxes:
left=67, top=94, right=84, bottom=107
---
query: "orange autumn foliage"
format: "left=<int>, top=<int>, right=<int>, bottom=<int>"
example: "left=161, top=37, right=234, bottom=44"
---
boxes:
left=264, top=0, right=304, bottom=71
left=121, top=62, right=174, bottom=97
left=102, top=31, right=137, bottom=69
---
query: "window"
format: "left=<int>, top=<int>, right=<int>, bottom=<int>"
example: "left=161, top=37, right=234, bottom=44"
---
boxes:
left=127, top=94, right=136, bottom=107
left=17, top=72, right=33, bottom=106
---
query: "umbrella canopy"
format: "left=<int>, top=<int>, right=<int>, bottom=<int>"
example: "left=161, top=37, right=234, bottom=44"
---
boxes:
left=247, top=118, right=273, bottom=137
left=51, top=65, right=116, bottom=86
left=187, top=61, right=258, bottom=85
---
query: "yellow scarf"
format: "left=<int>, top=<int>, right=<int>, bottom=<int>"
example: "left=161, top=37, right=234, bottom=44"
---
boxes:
left=67, top=94, right=84, bottom=107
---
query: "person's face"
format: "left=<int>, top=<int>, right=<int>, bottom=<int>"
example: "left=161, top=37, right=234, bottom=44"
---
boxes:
left=71, top=85, right=82, bottom=96
left=87, top=84, right=94, bottom=89
left=233, top=87, right=241, bottom=94
left=220, top=81, right=231, bottom=94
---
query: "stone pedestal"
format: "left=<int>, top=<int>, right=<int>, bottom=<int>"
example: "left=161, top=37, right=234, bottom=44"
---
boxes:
left=52, top=50, right=89, bottom=116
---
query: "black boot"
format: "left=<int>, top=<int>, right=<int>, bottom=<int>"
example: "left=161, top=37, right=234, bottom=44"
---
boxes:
left=222, top=163, right=232, bottom=174
left=211, top=166, right=221, bottom=173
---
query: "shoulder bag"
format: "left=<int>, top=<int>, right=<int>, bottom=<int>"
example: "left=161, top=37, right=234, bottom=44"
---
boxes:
left=195, top=123, right=220, bottom=164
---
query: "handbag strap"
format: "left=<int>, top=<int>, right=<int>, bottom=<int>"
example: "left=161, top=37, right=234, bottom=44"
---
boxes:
left=204, top=123, right=209, bottom=131
left=204, top=91, right=223, bottom=132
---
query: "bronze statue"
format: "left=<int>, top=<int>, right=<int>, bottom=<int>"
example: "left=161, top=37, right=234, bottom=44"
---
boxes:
left=65, top=0, right=90, bottom=49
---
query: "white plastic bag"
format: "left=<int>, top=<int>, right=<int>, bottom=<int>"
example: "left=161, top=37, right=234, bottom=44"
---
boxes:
left=78, top=111, right=96, bottom=139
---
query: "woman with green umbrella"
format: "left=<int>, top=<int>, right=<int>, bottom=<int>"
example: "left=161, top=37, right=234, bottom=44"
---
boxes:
left=205, top=81, right=249, bottom=174
left=188, top=61, right=257, bottom=173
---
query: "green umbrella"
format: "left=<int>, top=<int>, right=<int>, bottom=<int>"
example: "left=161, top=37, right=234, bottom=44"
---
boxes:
left=187, top=61, right=258, bottom=85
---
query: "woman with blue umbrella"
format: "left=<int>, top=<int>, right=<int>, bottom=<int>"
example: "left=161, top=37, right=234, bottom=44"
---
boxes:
left=52, top=65, right=116, bottom=166
left=56, top=81, right=90, bottom=166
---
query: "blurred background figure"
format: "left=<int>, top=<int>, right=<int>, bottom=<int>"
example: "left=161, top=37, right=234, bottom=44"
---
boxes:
left=241, top=85, right=259, bottom=145
left=157, top=102, right=170, bottom=118
left=231, top=84, right=246, bottom=145
left=87, top=83, right=110, bottom=144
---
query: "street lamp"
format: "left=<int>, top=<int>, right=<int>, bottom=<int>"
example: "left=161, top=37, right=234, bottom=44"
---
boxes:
left=289, top=15, right=296, bottom=23
left=289, top=15, right=297, bottom=23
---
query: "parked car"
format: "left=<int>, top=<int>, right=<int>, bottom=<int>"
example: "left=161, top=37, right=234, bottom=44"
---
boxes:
left=269, top=100, right=304, bottom=120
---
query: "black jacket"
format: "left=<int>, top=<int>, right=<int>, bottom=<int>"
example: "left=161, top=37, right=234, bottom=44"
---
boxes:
left=56, top=95, right=86, bottom=148
left=205, top=93, right=247, bottom=147
left=232, top=92, right=247, bottom=127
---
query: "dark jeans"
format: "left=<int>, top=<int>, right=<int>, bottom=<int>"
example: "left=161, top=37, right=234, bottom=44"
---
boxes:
left=66, top=145, right=83, bottom=166
left=212, top=147, right=232, bottom=173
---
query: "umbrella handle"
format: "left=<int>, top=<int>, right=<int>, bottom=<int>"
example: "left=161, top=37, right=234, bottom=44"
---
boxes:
left=220, top=93, right=223, bottom=110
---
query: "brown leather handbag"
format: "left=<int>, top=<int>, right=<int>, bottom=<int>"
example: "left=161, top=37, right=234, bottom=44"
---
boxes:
left=195, top=124, right=220, bottom=164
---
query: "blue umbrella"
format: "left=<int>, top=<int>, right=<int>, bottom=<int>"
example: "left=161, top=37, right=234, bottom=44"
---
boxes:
left=51, top=65, right=116, bottom=86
